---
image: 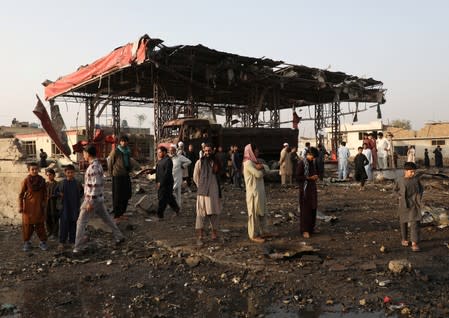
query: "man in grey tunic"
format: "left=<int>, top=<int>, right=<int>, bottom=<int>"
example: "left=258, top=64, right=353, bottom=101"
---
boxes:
left=394, top=162, right=423, bottom=252
left=193, top=144, right=222, bottom=245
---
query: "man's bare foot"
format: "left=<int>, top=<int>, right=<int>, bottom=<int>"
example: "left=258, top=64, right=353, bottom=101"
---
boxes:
left=302, top=232, right=310, bottom=238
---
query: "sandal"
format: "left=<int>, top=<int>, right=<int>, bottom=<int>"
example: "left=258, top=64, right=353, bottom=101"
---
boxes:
left=250, top=237, right=265, bottom=243
left=302, top=232, right=310, bottom=239
left=411, top=243, right=420, bottom=252
left=401, top=240, right=409, bottom=247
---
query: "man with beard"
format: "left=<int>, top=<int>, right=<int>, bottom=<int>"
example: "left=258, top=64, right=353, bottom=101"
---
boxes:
left=193, top=144, right=222, bottom=246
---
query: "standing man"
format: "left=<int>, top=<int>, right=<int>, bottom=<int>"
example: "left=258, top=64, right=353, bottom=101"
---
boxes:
left=297, top=148, right=319, bottom=238
left=316, top=143, right=328, bottom=180
left=434, top=145, right=443, bottom=168
left=193, top=144, right=222, bottom=246
left=424, top=149, right=430, bottom=168
left=407, top=145, right=416, bottom=163
left=108, top=135, right=136, bottom=223
left=185, top=144, right=197, bottom=191
left=300, top=142, right=310, bottom=159
left=279, top=143, right=293, bottom=186
left=394, top=162, right=423, bottom=252
left=367, top=133, right=377, bottom=170
left=39, top=149, right=48, bottom=168
left=232, top=145, right=243, bottom=189
left=73, top=145, right=125, bottom=253
left=215, top=146, right=229, bottom=185
left=337, top=141, right=350, bottom=180
left=169, top=144, right=191, bottom=210
left=376, top=132, right=389, bottom=170
left=243, top=144, right=267, bottom=243
left=156, top=146, right=180, bottom=220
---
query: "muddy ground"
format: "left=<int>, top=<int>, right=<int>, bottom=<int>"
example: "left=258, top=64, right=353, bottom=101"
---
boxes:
left=1, top=169, right=449, bottom=318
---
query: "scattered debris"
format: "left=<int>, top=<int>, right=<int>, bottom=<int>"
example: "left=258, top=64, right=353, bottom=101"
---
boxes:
left=388, top=259, right=412, bottom=273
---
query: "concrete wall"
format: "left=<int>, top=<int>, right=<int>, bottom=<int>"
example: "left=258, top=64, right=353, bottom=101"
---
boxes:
left=0, top=139, right=32, bottom=224
left=0, top=160, right=28, bottom=225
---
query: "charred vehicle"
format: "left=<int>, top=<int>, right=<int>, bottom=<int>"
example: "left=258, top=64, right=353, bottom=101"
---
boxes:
left=159, top=118, right=298, bottom=161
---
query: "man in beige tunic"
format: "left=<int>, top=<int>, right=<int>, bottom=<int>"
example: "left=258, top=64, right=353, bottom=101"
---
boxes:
left=193, top=144, right=222, bottom=246
left=279, top=143, right=293, bottom=185
left=243, top=144, right=266, bottom=243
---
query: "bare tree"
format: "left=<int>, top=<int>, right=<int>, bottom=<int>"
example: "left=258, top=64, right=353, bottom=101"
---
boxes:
left=136, top=114, right=147, bottom=132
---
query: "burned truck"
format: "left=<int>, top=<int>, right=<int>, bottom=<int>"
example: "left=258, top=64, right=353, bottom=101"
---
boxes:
left=159, top=118, right=298, bottom=161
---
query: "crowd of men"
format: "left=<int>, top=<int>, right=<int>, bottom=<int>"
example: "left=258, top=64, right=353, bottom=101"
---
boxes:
left=19, top=133, right=444, bottom=253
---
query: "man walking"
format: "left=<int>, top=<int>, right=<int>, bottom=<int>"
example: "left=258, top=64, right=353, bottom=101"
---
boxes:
left=73, top=145, right=124, bottom=253
left=156, top=146, right=180, bottom=220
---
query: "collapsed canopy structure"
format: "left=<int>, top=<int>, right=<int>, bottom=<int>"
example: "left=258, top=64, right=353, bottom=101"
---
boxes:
left=43, top=34, right=385, bottom=150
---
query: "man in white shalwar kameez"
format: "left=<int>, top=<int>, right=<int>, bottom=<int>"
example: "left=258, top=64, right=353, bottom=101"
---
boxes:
left=193, top=144, right=222, bottom=245
left=337, top=141, right=350, bottom=180
left=376, top=132, right=389, bottom=170
left=169, top=144, right=191, bottom=210
left=243, top=144, right=267, bottom=243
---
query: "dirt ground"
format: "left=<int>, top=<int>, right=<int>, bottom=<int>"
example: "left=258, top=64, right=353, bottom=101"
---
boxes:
left=1, top=169, right=449, bottom=318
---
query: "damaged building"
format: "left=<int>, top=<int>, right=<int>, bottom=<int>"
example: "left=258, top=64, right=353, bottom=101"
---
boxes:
left=2, top=34, right=385, bottom=224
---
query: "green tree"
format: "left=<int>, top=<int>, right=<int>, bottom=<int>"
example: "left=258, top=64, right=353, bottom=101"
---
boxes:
left=390, top=119, right=411, bottom=130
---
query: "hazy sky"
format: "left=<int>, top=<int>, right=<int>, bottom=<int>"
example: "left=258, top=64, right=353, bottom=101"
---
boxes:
left=1, top=0, right=448, bottom=134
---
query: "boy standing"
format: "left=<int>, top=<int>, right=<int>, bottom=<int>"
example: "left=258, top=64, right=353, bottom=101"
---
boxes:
left=394, top=162, right=423, bottom=252
left=19, top=162, right=48, bottom=252
left=73, top=145, right=125, bottom=253
left=56, top=165, right=83, bottom=251
left=45, top=168, right=59, bottom=240
left=353, top=147, right=369, bottom=191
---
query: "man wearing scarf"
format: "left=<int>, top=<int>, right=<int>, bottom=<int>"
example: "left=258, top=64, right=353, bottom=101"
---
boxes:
left=296, top=147, right=319, bottom=238
left=243, top=144, right=267, bottom=243
left=18, top=162, right=48, bottom=251
left=108, top=135, right=135, bottom=223
left=193, top=144, right=222, bottom=246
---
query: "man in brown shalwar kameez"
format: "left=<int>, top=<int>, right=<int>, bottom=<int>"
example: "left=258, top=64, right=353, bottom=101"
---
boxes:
left=19, top=162, right=48, bottom=252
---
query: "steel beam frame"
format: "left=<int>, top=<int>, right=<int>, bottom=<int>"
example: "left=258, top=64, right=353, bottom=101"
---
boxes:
left=85, top=97, right=95, bottom=141
left=112, top=99, right=120, bottom=137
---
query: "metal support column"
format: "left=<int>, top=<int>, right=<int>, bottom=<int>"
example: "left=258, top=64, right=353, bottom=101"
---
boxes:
left=330, top=102, right=341, bottom=157
left=314, top=104, right=324, bottom=146
left=112, top=99, right=120, bottom=137
left=85, top=97, right=95, bottom=141
left=270, top=87, right=280, bottom=128
left=225, top=107, right=233, bottom=127
left=153, top=83, right=161, bottom=142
